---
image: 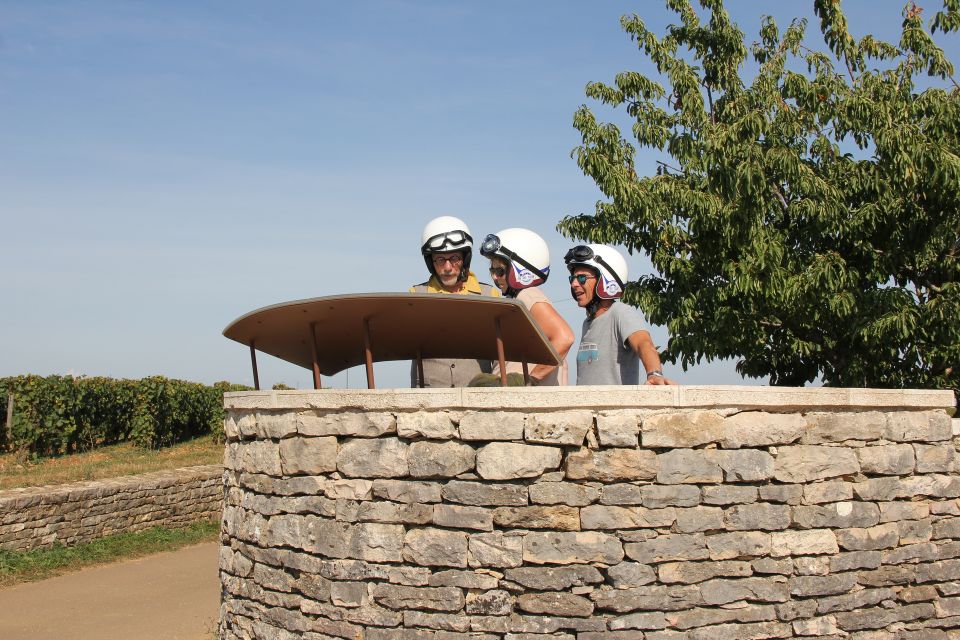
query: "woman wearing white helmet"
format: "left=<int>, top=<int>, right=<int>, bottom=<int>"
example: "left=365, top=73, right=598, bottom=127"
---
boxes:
left=480, top=228, right=574, bottom=385
left=564, top=244, right=675, bottom=386
left=410, top=216, right=500, bottom=387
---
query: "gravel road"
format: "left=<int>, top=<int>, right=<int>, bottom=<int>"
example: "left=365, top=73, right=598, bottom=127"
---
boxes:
left=0, top=542, right=220, bottom=640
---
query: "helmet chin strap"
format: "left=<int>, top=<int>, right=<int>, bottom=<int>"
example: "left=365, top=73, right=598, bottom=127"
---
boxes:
left=569, top=286, right=602, bottom=318
left=585, top=298, right=603, bottom=319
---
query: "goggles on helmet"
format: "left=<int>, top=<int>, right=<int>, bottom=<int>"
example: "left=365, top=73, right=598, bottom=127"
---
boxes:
left=480, top=234, right=548, bottom=282
left=564, top=245, right=595, bottom=263
left=563, top=245, right=625, bottom=291
left=422, top=230, right=472, bottom=253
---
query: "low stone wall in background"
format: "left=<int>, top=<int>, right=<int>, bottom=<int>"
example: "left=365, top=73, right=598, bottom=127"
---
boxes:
left=220, top=387, right=959, bottom=639
left=0, top=464, right=223, bottom=551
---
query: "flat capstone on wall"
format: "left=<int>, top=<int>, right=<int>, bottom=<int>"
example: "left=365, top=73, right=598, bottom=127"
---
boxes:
left=0, top=464, right=222, bottom=551
left=220, top=386, right=960, bottom=640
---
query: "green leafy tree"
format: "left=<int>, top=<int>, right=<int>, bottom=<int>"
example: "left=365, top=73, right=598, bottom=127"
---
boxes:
left=560, top=0, right=960, bottom=396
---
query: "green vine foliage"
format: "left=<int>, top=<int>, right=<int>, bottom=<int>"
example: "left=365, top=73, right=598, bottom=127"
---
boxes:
left=0, top=376, right=250, bottom=455
left=560, top=0, right=959, bottom=398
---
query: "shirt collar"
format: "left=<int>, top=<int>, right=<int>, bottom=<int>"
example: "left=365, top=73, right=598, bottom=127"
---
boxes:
left=426, top=271, right=484, bottom=294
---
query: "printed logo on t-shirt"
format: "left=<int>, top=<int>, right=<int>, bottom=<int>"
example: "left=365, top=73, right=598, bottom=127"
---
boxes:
left=577, top=342, right=600, bottom=365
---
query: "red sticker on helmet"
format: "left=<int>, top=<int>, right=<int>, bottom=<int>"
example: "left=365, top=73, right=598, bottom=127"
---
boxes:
left=509, top=265, right=545, bottom=290
left=597, top=276, right=622, bottom=298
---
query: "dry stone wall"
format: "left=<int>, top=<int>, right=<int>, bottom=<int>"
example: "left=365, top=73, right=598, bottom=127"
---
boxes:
left=0, top=464, right=222, bottom=550
left=220, top=387, right=960, bottom=639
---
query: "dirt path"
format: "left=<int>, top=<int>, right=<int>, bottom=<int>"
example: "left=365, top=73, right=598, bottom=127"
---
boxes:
left=0, top=542, right=220, bottom=640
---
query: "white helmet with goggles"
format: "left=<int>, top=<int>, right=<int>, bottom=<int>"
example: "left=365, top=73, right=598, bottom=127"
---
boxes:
left=421, top=216, right=473, bottom=277
left=480, top=228, right=550, bottom=294
left=564, top=244, right=628, bottom=300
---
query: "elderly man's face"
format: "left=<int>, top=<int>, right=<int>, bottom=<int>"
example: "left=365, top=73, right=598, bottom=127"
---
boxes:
left=432, top=251, right=464, bottom=290
left=569, top=267, right=597, bottom=308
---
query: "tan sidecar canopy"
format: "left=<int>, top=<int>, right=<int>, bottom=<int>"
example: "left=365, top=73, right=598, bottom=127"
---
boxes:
left=223, top=293, right=561, bottom=389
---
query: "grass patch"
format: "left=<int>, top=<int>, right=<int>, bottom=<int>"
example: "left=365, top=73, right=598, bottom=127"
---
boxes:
left=0, top=519, right=220, bottom=588
left=0, top=435, right=224, bottom=491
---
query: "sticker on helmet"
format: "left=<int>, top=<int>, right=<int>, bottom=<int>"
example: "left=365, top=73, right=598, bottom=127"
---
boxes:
left=601, top=277, right=622, bottom=296
left=516, top=269, right=535, bottom=285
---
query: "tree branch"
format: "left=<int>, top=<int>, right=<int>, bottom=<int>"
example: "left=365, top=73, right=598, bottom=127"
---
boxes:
left=656, top=160, right=683, bottom=173
left=706, top=84, right=715, bottom=125
left=771, top=185, right=789, bottom=211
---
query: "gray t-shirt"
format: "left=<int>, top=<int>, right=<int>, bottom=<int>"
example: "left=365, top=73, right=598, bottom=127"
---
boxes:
left=575, top=301, right=647, bottom=385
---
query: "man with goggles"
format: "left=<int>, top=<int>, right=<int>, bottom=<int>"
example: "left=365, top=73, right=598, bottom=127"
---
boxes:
left=409, top=216, right=500, bottom=387
left=565, top=244, right=675, bottom=386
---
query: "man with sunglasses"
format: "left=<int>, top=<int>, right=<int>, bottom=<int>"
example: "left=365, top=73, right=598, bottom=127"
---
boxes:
left=565, top=244, right=675, bottom=386
left=409, top=216, right=500, bottom=387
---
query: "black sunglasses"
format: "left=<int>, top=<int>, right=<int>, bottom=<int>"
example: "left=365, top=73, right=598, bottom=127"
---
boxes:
left=568, top=274, right=595, bottom=285
left=489, top=266, right=507, bottom=277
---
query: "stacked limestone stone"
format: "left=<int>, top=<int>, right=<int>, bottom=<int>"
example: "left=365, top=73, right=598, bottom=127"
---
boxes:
left=0, top=464, right=222, bottom=551
left=220, top=388, right=960, bottom=639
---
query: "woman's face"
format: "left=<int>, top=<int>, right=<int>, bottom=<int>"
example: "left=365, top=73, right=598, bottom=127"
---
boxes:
left=488, top=257, right=509, bottom=293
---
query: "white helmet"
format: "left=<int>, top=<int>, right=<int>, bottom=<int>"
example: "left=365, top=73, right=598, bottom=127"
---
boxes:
left=479, top=227, right=550, bottom=292
left=564, top=244, right=628, bottom=300
left=421, top=216, right=473, bottom=278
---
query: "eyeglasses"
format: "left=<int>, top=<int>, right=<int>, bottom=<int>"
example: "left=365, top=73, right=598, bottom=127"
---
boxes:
left=432, top=254, right=463, bottom=266
left=489, top=266, right=507, bottom=277
left=569, top=274, right=595, bottom=285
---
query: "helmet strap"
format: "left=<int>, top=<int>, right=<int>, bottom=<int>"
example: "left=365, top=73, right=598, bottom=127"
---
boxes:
left=587, top=298, right=617, bottom=320
left=498, top=246, right=548, bottom=282
left=592, top=255, right=625, bottom=291
left=586, top=298, right=603, bottom=319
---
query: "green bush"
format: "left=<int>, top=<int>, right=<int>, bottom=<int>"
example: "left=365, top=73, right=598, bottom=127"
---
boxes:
left=0, top=375, right=250, bottom=455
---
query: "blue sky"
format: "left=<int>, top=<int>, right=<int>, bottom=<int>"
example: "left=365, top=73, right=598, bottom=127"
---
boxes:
left=2, top=1, right=957, bottom=389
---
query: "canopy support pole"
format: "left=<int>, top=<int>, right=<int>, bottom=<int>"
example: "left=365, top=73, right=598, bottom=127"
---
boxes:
left=363, top=317, right=376, bottom=389
left=309, top=323, right=323, bottom=390
left=522, top=360, right=530, bottom=386
left=495, top=317, right=507, bottom=387
left=416, top=349, right=425, bottom=389
left=249, top=342, right=260, bottom=391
